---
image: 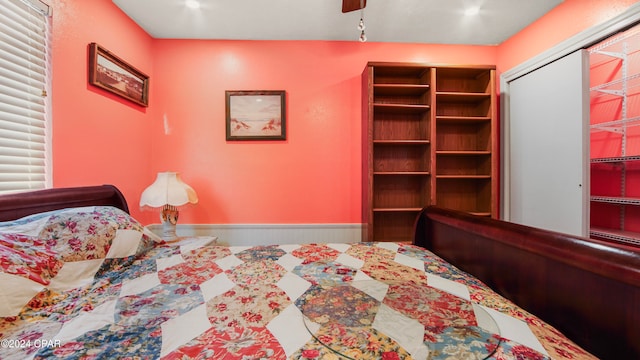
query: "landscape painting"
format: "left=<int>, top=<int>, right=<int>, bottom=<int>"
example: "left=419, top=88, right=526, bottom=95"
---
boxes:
left=88, top=43, right=149, bottom=107
left=226, top=90, right=286, bottom=140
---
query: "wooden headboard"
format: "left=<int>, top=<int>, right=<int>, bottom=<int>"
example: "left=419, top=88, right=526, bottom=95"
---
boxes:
left=0, top=185, right=129, bottom=222
left=414, top=206, right=640, bottom=360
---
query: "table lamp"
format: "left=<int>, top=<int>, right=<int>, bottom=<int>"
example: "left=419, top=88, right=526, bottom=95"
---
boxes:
left=139, top=172, right=198, bottom=241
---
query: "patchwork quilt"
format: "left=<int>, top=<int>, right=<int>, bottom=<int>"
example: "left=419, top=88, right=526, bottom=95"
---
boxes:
left=0, top=207, right=596, bottom=359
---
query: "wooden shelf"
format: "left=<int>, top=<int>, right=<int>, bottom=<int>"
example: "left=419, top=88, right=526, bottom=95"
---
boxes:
left=373, top=208, right=423, bottom=212
left=374, top=140, right=430, bottom=145
left=374, top=103, right=431, bottom=113
left=374, top=172, right=430, bottom=175
left=363, top=62, right=497, bottom=242
left=436, top=150, right=491, bottom=155
left=436, top=175, right=491, bottom=179
left=436, top=115, right=491, bottom=123
left=436, top=92, right=491, bottom=102
left=374, top=84, right=430, bottom=96
left=371, top=64, right=431, bottom=83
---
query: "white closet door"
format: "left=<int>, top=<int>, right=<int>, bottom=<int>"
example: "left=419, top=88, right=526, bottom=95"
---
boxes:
left=508, top=49, right=590, bottom=236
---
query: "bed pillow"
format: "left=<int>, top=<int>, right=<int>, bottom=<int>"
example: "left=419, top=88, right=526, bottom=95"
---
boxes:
left=35, top=206, right=149, bottom=262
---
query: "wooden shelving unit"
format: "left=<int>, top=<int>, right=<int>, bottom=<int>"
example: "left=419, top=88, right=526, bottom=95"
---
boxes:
left=362, top=62, right=497, bottom=242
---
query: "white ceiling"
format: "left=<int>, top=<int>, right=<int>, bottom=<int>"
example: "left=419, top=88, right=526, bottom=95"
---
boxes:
left=112, top=0, right=564, bottom=45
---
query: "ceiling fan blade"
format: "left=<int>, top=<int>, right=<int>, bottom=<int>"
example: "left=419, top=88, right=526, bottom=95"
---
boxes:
left=342, top=0, right=366, bottom=13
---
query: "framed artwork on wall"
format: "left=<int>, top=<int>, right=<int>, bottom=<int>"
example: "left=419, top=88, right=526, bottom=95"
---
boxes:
left=226, top=90, right=286, bottom=140
left=88, top=43, right=149, bottom=107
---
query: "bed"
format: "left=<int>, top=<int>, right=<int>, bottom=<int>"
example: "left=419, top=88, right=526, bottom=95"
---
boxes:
left=414, top=206, right=640, bottom=360
left=0, top=185, right=612, bottom=359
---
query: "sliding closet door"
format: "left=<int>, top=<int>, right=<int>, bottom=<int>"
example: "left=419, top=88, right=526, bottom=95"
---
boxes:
left=508, top=50, right=590, bottom=236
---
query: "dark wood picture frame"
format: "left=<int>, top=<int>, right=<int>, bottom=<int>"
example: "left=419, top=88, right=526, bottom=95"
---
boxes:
left=88, top=43, right=149, bottom=107
left=226, top=90, right=286, bottom=140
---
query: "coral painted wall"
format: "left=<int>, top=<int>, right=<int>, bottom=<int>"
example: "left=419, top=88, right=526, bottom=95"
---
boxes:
left=147, top=40, right=496, bottom=224
left=50, top=0, right=154, bottom=216
left=497, top=0, right=639, bottom=73
left=50, top=0, right=639, bottom=225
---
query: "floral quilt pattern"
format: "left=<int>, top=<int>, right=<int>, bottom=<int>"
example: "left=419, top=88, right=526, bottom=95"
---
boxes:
left=0, top=235, right=63, bottom=285
left=0, top=237, right=598, bottom=360
left=37, top=207, right=146, bottom=262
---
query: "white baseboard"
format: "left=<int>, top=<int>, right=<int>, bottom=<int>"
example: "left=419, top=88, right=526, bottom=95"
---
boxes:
left=146, top=223, right=365, bottom=246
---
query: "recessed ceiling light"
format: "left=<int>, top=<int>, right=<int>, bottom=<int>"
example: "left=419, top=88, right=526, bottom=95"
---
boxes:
left=464, top=6, right=480, bottom=16
left=185, top=0, right=200, bottom=9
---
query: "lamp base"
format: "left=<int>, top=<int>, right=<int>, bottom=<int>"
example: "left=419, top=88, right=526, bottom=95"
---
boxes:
left=160, top=221, right=178, bottom=241
left=160, top=205, right=179, bottom=241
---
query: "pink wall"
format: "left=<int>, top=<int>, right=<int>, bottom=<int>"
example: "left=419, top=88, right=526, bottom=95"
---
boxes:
left=148, top=40, right=496, bottom=224
left=51, top=0, right=639, bottom=225
left=497, top=0, right=638, bottom=73
left=50, top=0, right=154, bottom=218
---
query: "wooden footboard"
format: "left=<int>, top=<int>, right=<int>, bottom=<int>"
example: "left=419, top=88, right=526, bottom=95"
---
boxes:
left=413, top=206, right=640, bottom=360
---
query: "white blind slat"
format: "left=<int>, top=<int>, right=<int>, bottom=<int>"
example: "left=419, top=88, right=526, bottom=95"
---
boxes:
left=0, top=94, right=46, bottom=113
left=0, top=77, right=47, bottom=98
left=0, top=23, right=47, bottom=54
left=0, top=0, right=50, bottom=194
left=0, top=96, right=47, bottom=116
left=0, top=182, right=45, bottom=192
left=0, top=134, right=45, bottom=150
left=0, top=163, right=46, bottom=172
left=0, top=151, right=46, bottom=163
left=0, top=118, right=46, bottom=132
left=0, top=52, right=47, bottom=79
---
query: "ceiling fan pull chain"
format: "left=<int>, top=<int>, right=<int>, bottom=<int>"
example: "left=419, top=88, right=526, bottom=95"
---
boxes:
left=358, top=0, right=367, bottom=42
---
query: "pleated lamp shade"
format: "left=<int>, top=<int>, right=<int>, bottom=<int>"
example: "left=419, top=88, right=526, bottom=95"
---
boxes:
left=139, top=172, right=198, bottom=241
left=140, top=172, right=198, bottom=209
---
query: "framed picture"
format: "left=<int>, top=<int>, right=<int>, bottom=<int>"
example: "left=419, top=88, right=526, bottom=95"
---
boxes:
left=226, top=90, right=286, bottom=140
left=88, top=43, right=149, bottom=107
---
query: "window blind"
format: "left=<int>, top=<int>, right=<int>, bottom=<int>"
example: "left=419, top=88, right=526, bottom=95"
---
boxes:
left=0, top=0, right=51, bottom=194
